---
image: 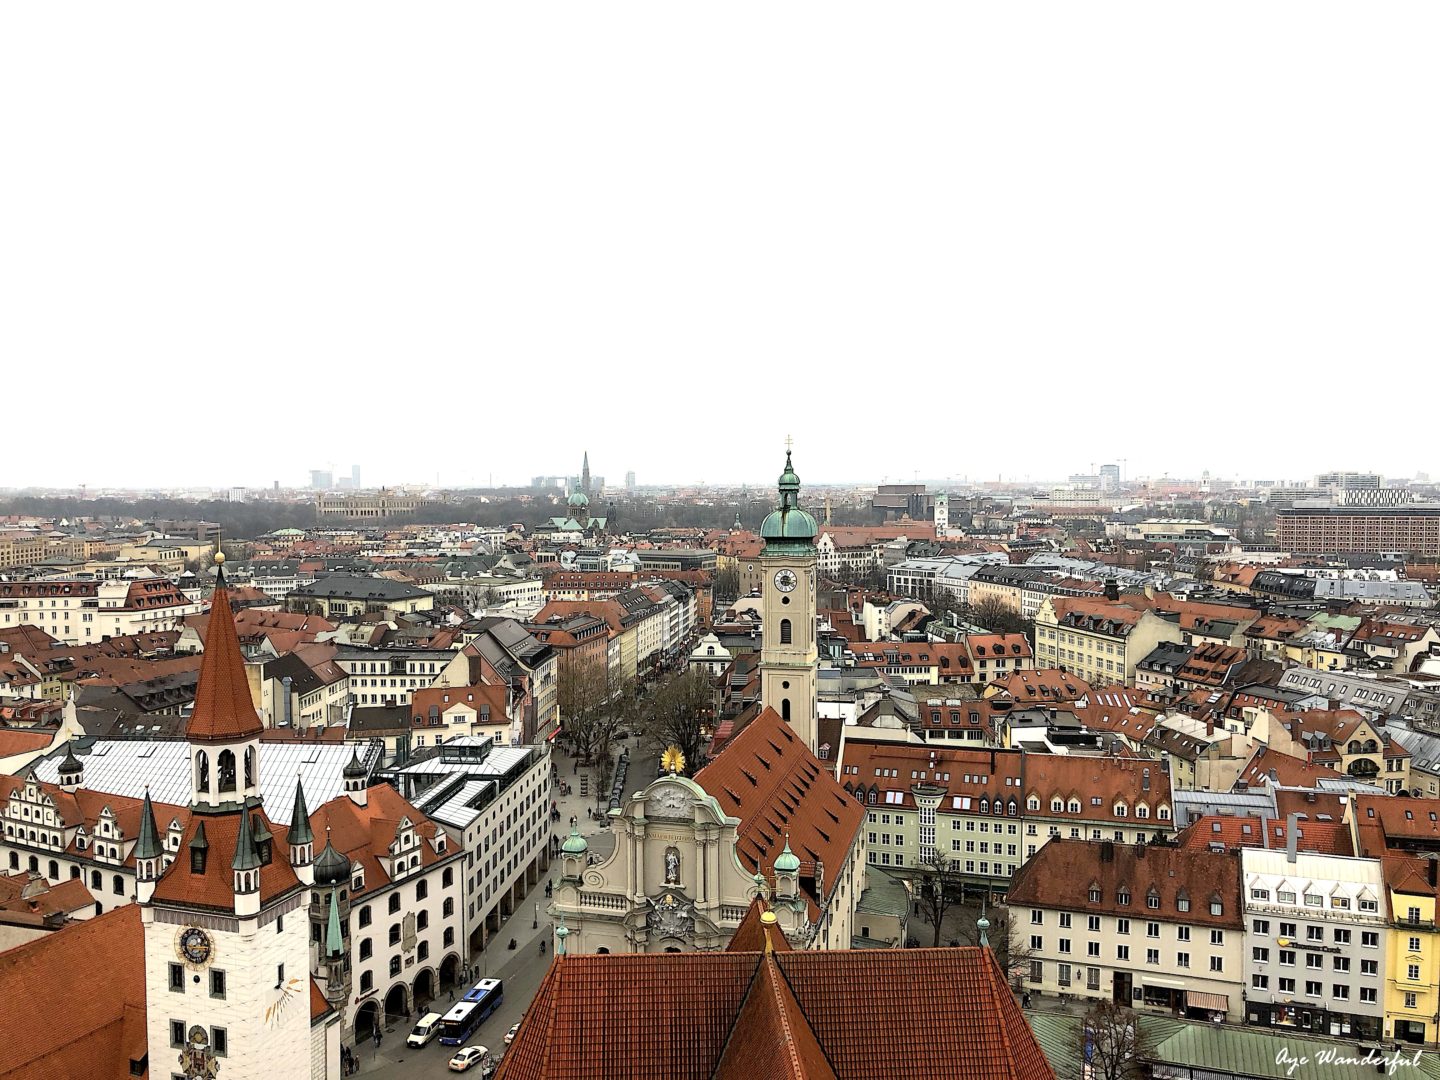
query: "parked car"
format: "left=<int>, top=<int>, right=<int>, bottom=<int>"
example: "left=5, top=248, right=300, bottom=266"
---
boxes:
left=504, top=1022, right=521, bottom=1046
left=449, top=1045, right=490, bottom=1072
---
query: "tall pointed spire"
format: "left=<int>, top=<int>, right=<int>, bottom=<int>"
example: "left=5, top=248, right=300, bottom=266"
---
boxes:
left=135, top=787, right=163, bottom=861
left=287, top=774, right=314, bottom=847
left=189, top=552, right=263, bottom=742
left=581, top=451, right=591, bottom=499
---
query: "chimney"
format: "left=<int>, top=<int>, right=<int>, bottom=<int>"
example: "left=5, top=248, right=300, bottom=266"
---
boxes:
left=1206, top=718, right=1215, bottom=738
left=1100, top=840, right=1115, bottom=863
left=1285, top=812, right=1298, bottom=863
left=1142, top=767, right=1151, bottom=792
left=1135, top=840, right=1146, bottom=858
left=1429, top=860, right=1438, bottom=889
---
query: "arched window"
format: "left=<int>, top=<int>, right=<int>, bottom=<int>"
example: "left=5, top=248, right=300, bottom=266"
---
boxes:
left=244, top=747, right=255, bottom=788
left=217, top=750, right=237, bottom=793
left=48, top=860, right=58, bottom=879
left=780, top=619, right=793, bottom=645
left=597, top=947, right=610, bottom=954
left=195, top=751, right=209, bottom=793
left=91, top=869, right=101, bottom=888
left=867, top=789, right=877, bottom=805
left=27, top=856, right=38, bottom=873
left=782, top=698, right=791, bottom=722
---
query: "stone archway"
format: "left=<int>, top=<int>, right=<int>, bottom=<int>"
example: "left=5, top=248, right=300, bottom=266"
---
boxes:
left=412, top=967, right=436, bottom=1012
left=384, top=982, right=410, bottom=1026
left=354, top=1000, right=381, bottom=1044
left=439, top=953, right=462, bottom=992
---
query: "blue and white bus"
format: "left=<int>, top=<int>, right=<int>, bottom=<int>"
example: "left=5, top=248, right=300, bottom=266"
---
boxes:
left=439, top=979, right=504, bottom=1046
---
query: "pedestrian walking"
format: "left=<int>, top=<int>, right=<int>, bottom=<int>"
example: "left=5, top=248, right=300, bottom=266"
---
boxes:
left=1022, top=991, right=1032, bottom=1009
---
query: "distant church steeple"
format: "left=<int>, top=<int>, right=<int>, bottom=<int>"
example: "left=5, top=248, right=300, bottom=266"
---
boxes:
left=582, top=451, right=591, bottom=499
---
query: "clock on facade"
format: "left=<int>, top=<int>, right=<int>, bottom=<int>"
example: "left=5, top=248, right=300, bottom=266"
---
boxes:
left=177, top=926, right=214, bottom=968
left=773, top=569, right=798, bottom=593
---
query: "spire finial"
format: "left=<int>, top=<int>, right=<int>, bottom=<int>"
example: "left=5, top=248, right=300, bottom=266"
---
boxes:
left=785, top=434, right=793, bottom=453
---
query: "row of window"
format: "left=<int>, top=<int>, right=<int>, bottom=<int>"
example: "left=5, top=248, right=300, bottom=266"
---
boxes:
left=1251, top=886, right=1379, bottom=912
left=1251, top=919, right=1380, bottom=948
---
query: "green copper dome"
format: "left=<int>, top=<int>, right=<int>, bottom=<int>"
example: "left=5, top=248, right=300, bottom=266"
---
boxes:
left=760, top=449, right=817, bottom=549
left=561, top=824, right=588, bottom=855
left=774, top=838, right=801, bottom=874
left=567, top=489, right=590, bottom=508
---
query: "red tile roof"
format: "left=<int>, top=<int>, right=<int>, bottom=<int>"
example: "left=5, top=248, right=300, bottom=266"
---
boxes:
left=1175, top=814, right=1352, bottom=856
left=150, top=807, right=301, bottom=911
left=696, top=708, right=864, bottom=920
left=1009, top=838, right=1243, bottom=929
left=187, top=576, right=263, bottom=742
left=497, top=947, right=1053, bottom=1080
left=0, top=728, right=56, bottom=759
left=0, top=904, right=147, bottom=1078
left=309, top=784, right=454, bottom=899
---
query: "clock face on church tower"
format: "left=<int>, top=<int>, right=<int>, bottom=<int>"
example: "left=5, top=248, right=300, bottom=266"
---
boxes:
left=773, top=569, right=798, bottom=593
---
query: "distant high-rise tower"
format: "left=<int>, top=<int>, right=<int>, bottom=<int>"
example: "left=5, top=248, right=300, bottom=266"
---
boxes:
left=625, top=470, right=636, bottom=491
left=933, top=492, right=949, bottom=535
left=309, top=469, right=333, bottom=490
left=582, top=452, right=591, bottom=499
left=351, top=464, right=361, bottom=489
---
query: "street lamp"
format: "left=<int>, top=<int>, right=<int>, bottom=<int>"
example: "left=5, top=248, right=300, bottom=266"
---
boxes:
left=533, top=902, right=539, bottom=930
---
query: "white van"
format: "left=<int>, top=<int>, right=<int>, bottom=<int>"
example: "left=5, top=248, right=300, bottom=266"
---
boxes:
left=407, top=1012, right=445, bottom=1048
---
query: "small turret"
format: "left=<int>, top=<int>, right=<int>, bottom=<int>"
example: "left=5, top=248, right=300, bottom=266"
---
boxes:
left=134, top=787, right=163, bottom=904
left=555, top=913, right=570, bottom=956
left=774, top=837, right=800, bottom=902
left=287, top=775, right=315, bottom=883
left=559, top=824, right=588, bottom=882
left=57, top=742, right=84, bottom=793
left=313, top=828, right=350, bottom=888
left=231, top=803, right=261, bottom=916
left=343, top=748, right=368, bottom=807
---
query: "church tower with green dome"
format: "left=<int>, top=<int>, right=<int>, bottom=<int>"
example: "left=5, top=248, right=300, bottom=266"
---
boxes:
left=758, top=443, right=819, bottom=752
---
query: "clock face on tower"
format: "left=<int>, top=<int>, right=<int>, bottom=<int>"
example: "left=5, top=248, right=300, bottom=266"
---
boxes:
left=177, top=926, right=214, bottom=968
left=773, top=569, right=799, bottom=593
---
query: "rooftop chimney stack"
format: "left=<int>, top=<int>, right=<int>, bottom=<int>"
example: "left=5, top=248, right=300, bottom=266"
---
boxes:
left=1285, top=812, right=1299, bottom=863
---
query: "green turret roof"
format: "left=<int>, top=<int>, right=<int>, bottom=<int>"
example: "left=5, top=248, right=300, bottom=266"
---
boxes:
left=231, top=807, right=262, bottom=872
left=287, top=776, right=314, bottom=847
left=774, top=837, right=801, bottom=874
left=326, top=886, right=344, bottom=957
left=561, top=824, right=588, bottom=855
left=760, top=449, right=817, bottom=549
left=134, top=788, right=163, bottom=862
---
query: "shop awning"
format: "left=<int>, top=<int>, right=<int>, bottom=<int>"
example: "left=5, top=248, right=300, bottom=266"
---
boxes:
left=1186, top=991, right=1229, bottom=1012
left=546, top=727, right=561, bottom=742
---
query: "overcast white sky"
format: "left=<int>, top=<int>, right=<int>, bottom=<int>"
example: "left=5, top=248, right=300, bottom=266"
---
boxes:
left=2, top=3, right=1436, bottom=492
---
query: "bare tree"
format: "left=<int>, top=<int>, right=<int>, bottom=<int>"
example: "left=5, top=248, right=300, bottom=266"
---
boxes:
left=713, top=566, right=741, bottom=604
left=972, top=596, right=1035, bottom=644
left=637, top=667, right=715, bottom=776
left=913, top=855, right=967, bottom=947
left=558, top=659, right=630, bottom=767
left=1078, top=1000, right=1147, bottom=1080
left=949, top=904, right=1034, bottom=987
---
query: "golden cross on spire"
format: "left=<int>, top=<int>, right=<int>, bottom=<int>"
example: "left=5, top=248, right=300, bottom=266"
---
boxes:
left=785, top=434, right=793, bottom=453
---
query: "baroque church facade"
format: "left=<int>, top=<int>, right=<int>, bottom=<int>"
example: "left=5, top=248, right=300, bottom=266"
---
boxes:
left=551, top=449, right=866, bottom=956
